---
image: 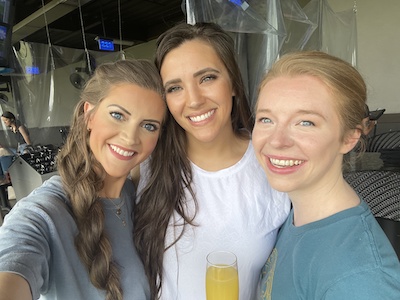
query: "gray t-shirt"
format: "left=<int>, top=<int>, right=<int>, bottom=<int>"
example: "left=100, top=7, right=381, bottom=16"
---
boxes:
left=0, top=175, right=149, bottom=299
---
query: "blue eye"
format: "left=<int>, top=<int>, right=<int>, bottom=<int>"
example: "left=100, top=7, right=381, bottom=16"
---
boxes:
left=201, top=74, right=217, bottom=83
left=299, top=120, right=314, bottom=126
left=259, top=117, right=272, bottom=124
left=110, top=111, right=123, bottom=121
left=166, top=86, right=182, bottom=93
left=143, top=123, right=158, bottom=132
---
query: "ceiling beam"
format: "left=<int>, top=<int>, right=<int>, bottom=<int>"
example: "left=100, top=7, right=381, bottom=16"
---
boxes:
left=12, top=0, right=94, bottom=44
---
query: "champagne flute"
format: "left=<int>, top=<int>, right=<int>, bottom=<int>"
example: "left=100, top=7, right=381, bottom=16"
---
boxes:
left=206, top=250, right=239, bottom=300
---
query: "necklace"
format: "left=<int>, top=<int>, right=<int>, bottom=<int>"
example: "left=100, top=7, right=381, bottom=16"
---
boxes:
left=110, top=198, right=127, bottom=227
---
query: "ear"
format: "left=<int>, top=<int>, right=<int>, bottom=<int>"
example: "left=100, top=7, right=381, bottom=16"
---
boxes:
left=340, top=127, right=362, bottom=154
left=83, top=101, right=94, bottom=114
left=84, top=101, right=94, bottom=130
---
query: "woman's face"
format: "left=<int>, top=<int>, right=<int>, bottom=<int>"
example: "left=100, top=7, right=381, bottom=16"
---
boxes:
left=160, top=39, right=235, bottom=145
left=1, top=117, right=12, bottom=127
left=85, top=83, right=165, bottom=182
left=252, top=75, right=358, bottom=195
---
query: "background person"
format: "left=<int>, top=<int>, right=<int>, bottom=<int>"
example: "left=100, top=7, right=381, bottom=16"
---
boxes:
left=134, top=22, right=290, bottom=300
left=0, top=59, right=166, bottom=300
left=253, top=51, right=400, bottom=299
left=1, top=111, right=32, bottom=154
left=0, top=144, right=12, bottom=157
left=0, top=144, right=13, bottom=185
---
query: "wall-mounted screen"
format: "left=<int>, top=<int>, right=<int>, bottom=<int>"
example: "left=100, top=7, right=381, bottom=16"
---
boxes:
left=0, top=0, right=15, bottom=68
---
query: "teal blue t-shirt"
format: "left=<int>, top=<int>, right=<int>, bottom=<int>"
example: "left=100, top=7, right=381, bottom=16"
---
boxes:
left=259, top=201, right=400, bottom=300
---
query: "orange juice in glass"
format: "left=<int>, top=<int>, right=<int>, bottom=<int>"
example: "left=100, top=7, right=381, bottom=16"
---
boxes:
left=206, top=251, right=239, bottom=300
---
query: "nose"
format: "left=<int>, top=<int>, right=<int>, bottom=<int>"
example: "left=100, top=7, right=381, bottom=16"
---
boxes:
left=121, top=126, right=141, bottom=146
left=186, top=84, right=206, bottom=109
left=268, top=125, right=294, bottom=149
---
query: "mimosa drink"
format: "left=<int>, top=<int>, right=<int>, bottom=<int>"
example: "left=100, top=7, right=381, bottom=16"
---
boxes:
left=206, top=265, right=239, bottom=300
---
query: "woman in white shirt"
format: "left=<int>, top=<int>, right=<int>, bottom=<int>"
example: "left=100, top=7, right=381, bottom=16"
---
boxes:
left=134, top=22, right=290, bottom=300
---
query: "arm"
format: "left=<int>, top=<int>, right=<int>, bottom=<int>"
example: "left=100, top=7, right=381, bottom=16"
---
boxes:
left=0, top=273, right=32, bottom=300
left=18, top=126, right=31, bottom=145
left=0, top=198, right=53, bottom=300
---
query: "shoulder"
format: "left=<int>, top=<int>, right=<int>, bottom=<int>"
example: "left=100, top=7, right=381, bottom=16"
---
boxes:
left=14, top=175, right=71, bottom=213
left=324, top=268, right=400, bottom=299
left=1, top=176, right=75, bottom=239
left=295, top=209, right=400, bottom=296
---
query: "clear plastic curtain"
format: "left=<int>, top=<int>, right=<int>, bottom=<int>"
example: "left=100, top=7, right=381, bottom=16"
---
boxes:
left=182, top=0, right=357, bottom=105
left=0, top=41, right=113, bottom=149
left=303, top=0, right=358, bottom=66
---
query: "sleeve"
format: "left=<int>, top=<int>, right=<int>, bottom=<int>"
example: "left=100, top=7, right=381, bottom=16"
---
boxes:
left=323, top=269, right=400, bottom=300
left=0, top=198, right=53, bottom=299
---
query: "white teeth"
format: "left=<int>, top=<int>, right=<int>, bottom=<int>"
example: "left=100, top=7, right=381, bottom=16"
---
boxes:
left=110, top=145, right=135, bottom=157
left=189, top=110, right=215, bottom=122
left=270, top=158, right=304, bottom=168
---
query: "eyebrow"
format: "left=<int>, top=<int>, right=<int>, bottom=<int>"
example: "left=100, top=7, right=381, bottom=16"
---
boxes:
left=163, top=67, right=220, bottom=88
left=143, top=119, right=162, bottom=124
left=255, top=108, right=271, bottom=114
left=107, top=104, right=131, bottom=116
left=193, top=67, right=220, bottom=77
left=256, top=108, right=327, bottom=120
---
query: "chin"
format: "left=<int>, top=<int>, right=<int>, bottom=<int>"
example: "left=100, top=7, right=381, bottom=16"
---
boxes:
left=266, top=176, right=294, bottom=193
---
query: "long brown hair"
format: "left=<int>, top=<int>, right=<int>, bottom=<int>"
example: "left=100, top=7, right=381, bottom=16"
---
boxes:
left=134, top=22, right=252, bottom=299
left=56, top=59, right=164, bottom=300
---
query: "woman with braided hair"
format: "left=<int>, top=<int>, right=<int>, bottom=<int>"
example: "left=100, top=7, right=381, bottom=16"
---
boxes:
left=0, top=59, right=166, bottom=300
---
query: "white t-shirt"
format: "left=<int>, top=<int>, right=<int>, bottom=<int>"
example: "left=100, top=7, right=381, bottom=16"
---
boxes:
left=139, top=142, right=290, bottom=300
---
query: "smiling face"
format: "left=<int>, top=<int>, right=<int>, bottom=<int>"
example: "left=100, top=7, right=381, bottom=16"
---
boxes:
left=252, top=75, right=357, bottom=195
left=160, top=39, right=235, bottom=145
left=85, top=83, right=165, bottom=182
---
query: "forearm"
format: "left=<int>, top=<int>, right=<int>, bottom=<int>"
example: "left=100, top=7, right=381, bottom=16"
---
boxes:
left=0, top=272, right=32, bottom=300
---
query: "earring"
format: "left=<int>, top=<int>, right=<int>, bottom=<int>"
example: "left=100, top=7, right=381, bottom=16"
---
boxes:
left=87, top=127, right=91, bottom=132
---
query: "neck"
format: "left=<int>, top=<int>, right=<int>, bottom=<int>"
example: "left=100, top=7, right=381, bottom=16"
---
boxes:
left=290, top=175, right=360, bottom=226
left=187, top=131, right=249, bottom=171
left=99, top=175, right=126, bottom=199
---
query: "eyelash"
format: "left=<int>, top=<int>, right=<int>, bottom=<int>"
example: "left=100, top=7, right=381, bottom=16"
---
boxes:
left=259, top=117, right=272, bottom=124
left=110, top=111, right=124, bottom=121
left=166, top=86, right=181, bottom=94
left=142, top=123, right=159, bottom=132
left=299, top=120, right=315, bottom=126
left=201, top=74, right=217, bottom=83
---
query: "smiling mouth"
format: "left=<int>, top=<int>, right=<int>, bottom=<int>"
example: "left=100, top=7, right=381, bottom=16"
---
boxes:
left=110, top=144, right=136, bottom=157
left=188, top=109, right=215, bottom=122
left=270, top=158, right=304, bottom=168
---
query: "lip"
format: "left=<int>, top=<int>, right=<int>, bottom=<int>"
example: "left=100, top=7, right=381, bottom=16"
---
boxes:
left=265, top=154, right=305, bottom=174
left=109, top=144, right=137, bottom=161
left=186, top=109, right=216, bottom=124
